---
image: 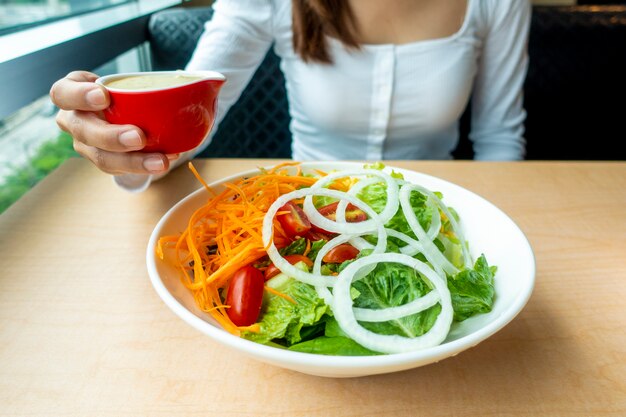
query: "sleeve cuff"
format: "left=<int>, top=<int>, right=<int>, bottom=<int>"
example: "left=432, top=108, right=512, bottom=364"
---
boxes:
left=113, top=174, right=154, bottom=193
left=111, top=150, right=196, bottom=193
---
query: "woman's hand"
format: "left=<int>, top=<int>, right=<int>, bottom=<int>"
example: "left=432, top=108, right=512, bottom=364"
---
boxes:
left=50, top=71, right=176, bottom=175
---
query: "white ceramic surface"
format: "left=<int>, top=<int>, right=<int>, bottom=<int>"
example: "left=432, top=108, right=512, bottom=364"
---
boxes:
left=146, top=162, right=535, bottom=378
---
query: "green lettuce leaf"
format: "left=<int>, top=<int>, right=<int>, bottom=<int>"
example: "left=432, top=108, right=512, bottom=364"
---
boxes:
left=307, top=239, right=326, bottom=263
left=288, top=336, right=381, bottom=356
left=358, top=183, right=432, bottom=243
left=242, top=272, right=329, bottom=345
left=448, top=254, right=496, bottom=321
left=439, top=235, right=465, bottom=270
left=363, top=162, right=404, bottom=179
left=351, top=260, right=440, bottom=338
left=278, top=237, right=326, bottom=262
left=279, top=238, right=307, bottom=256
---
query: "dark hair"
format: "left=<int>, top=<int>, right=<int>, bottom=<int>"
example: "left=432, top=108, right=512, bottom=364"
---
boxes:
left=292, top=0, right=360, bottom=64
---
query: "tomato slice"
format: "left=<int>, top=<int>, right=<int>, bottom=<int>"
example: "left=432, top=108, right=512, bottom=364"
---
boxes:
left=225, top=266, right=265, bottom=326
left=264, top=254, right=313, bottom=280
left=273, top=235, right=293, bottom=250
left=304, top=230, right=333, bottom=242
left=276, top=201, right=311, bottom=238
left=322, top=244, right=360, bottom=264
left=312, top=201, right=367, bottom=234
left=318, top=201, right=367, bottom=222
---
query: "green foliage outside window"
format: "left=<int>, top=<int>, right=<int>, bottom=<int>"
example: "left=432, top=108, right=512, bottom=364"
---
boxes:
left=0, top=132, right=77, bottom=214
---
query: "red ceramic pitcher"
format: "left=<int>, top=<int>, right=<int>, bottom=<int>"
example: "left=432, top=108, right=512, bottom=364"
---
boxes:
left=96, top=71, right=226, bottom=154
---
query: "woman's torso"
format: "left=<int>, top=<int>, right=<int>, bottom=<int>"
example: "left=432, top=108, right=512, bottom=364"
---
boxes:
left=271, top=0, right=485, bottom=160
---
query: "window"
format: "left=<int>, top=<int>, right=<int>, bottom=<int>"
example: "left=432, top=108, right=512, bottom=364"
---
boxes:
left=0, top=0, right=183, bottom=213
left=0, top=45, right=150, bottom=213
left=0, top=0, right=133, bottom=35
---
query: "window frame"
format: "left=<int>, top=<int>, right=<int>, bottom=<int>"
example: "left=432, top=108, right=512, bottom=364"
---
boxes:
left=0, top=0, right=183, bottom=120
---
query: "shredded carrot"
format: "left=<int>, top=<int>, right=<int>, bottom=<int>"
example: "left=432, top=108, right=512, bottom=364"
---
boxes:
left=238, top=323, right=261, bottom=333
left=266, top=161, right=303, bottom=174
left=264, top=286, right=297, bottom=304
left=156, top=235, right=180, bottom=260
left=158, top=162, right=319, bottom=334
left=302, top=239, right=312, bottom=257
left=188, top=161, right=215, bottom=196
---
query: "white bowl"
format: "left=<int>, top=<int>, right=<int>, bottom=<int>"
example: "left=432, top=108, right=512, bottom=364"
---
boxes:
left=146, top=162, right=535, bottom=378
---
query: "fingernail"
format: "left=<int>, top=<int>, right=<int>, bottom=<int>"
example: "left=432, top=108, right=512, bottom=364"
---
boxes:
left=143, top=157, right=166, bottom=173
left=86, top=88, right=106, bottom=106
left=119, top=130, right=143, bottom=148
left=166, top=153, right=180, bottom=160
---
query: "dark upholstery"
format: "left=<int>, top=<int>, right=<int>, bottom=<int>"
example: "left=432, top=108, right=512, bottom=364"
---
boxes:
left=148, top=5, right=626, bottom=160
left=149, top=7, right=291, bottom=158
left=456, top=5, right=626, bottom=160
left=524, top=6, right=626, bottom=160
left=148, top=7, right=214, bottom=72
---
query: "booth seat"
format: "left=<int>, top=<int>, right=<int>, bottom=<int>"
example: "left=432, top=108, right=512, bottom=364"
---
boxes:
left=148, top=5, right=626, bottom=160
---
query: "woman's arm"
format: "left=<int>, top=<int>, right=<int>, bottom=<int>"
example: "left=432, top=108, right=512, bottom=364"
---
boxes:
left=185, top=0, right=276, bottom=156
left=469, top=0, right=531, bottom=160
left=114, top=0, right=275, bottom=190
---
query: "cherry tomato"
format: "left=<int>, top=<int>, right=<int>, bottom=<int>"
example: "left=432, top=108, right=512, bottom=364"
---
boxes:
left=322, top=244, right=360, bottom=264
left=318, top=201, right=367, bottom=222
left=311, top=201, right=367, bottom=234
left=225, top=266, right=265, bottom=326
left=276, top=201, right=311, bottom=238
left=264, top=254, right=313, bottom=280
left=304, top=230, right=333, bottom=242
left=273, top=235, right=293, bottom=250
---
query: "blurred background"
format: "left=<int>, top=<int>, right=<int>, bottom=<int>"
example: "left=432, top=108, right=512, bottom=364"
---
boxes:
left=0, top=0, right=624, bottom=213
left=0, top=0, right=205, bottom=212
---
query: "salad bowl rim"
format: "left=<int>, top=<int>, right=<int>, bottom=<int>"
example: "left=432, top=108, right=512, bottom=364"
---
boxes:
left=146, top=161, right=535, bottom=373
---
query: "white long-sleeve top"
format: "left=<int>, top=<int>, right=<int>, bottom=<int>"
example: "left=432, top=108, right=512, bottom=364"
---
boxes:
left=187, top=0, right=531, bottom=161
left=115, top=0, right=530, bottom=190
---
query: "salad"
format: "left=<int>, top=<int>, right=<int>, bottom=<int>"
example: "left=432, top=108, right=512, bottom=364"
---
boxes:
left=157, top=162, right=496, bottom=355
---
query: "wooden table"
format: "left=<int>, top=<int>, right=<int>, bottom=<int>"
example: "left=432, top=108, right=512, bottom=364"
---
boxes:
left=1, top=158, right=625, bottom=416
